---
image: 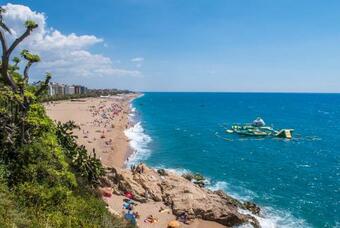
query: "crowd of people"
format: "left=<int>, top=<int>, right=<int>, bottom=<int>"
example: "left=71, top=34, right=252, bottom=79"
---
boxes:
left=79, top=100, right=126, bottom=152
left=90, top=100, right=123, bottom=128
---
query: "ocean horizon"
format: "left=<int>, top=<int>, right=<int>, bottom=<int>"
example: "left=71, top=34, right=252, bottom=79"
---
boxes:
left=138, top=92, right=340, bottom=95
left=126, top=92, right=340, bottom=228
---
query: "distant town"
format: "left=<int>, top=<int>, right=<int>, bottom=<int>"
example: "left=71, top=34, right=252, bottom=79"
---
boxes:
left=46, top=82, right=132, bottom=98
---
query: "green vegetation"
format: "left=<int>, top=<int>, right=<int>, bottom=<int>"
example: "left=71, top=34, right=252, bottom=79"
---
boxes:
left=0, top=6, right=132, bottom=227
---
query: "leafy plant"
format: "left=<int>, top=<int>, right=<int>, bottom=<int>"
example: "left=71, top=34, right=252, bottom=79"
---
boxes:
left=0, top=6, right=132, bottom=227
left=56, top=121, right=105, bottom=186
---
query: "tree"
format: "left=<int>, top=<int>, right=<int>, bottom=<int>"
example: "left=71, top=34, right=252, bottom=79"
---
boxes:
left=0, top=7, right=52, bottom=148
left=0, top=7, right=50, bottom=102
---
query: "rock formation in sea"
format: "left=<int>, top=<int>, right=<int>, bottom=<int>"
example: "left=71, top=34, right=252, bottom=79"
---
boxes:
left=101, top=164, right=260, bottom=227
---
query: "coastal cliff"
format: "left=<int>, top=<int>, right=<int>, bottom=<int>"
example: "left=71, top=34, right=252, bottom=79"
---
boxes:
left=101, top=164, right=261, bottom=227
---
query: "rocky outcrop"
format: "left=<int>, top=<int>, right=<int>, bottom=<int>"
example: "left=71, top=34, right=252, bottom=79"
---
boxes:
left=243, top=201, right=261, bottom=215
left=101, top=164, right=260, bottom=227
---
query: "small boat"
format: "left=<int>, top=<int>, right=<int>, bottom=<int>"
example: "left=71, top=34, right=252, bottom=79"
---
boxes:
left=226, top=118, right=294, bottom=139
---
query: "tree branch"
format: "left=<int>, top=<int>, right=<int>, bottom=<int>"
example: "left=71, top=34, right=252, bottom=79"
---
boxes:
left=0, top=19, right=38, bottom=92
left=0, top=21, right=12, bottom=34
left=7, top=28, right=30, bottom=56
left=23, top=61, right=32, bottom=82
left=35, top=73, right=51, bottom=97
left=0, top=29, right=7, bottom=52
left=0, top=30, right=17, bottom=90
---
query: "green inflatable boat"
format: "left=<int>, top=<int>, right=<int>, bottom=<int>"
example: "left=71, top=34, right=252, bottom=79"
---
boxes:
left=226, top=118, right=294, bottom=139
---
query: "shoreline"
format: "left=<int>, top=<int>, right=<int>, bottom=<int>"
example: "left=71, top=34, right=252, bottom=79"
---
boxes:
left=122, top=93, right=143, bottom=168
left=45, top=93, right=257, bottom=228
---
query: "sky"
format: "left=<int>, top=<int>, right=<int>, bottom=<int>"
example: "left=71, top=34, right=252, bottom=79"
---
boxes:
left=2, top=0, right=340, bottom=92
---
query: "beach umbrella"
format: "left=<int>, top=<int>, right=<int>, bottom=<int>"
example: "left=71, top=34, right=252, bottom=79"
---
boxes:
left=167, top=220, right=180, bottom=228
left=124, top=191, right=133, bottom=199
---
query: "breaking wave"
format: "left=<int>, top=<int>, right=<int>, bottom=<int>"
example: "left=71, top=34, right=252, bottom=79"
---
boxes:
left=124, top=121, right=151, bottom=167
left=124, top=99, right=152, bottom=167
left=208, top=181, right=310, bottom=228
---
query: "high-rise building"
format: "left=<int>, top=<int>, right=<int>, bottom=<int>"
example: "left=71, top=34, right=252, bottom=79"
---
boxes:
left=48, top=83, right=87, bottom=96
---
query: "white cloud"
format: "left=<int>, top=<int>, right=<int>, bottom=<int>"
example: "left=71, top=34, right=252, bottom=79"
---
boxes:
left=131, top=57, right=144, bottom=62
left=31, top=30, right=103, bottom=51
left=2, top=3, right=140, bottom=82
left=131, top=57, right=144, bottom=68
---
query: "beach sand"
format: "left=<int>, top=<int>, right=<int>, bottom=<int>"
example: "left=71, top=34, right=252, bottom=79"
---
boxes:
left=45, top=94, right=135, bottom=168
left=45, top=94, right=224, bottom=228
left=103, top=194, right=224, bottom=228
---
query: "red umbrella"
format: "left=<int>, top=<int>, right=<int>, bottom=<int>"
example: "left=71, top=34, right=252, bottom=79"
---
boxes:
left=124, top=192, right=133, bottom=199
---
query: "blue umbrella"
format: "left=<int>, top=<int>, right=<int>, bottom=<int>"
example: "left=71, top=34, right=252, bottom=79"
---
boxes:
left=124, top=212, right=136, bottom=225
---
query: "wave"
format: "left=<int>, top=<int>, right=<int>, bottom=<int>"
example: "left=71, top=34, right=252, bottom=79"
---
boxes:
left=208, top=181, right=309, bottom=228
left=208, top=181, right=257, bottom=201
left=154, top=166, right=191, bottom=176
left=238, top=208, right=309, bottom=228
left=124, top=121, right=152, bottom=167
left=124, top=97, right=152, bottom=167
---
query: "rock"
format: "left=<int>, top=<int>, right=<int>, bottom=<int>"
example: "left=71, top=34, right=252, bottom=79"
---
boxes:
left=157, top=169, right=167, bottom=176
left=214, top=190, right=243, bottom=208
left=192, top=173, right=205, bottom=182
left=193, top=180, right=205, bottom=188
left=160, top=172, right=259, bottom=227
left=182, top=173, right=194, bottom=181
left=102, top=164, right=260, bottom=227
left=244, top=201, right=261, bottom=215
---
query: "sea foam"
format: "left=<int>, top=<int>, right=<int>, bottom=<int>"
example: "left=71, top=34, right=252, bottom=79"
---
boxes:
left=238, top=207, right=309, bottom=228
left=124, top=121, right=152, bottom=167
left=154, top=166, right=191, bottom=176
left=208, top=181, right=309, bottom=228
left=124, top=100, right=152, bottom=167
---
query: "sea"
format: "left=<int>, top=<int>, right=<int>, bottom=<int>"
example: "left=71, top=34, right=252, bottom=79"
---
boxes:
left=124, top=92, right=340, bottom=228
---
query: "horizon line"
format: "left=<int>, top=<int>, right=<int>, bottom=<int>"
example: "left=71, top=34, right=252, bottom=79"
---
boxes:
left=133, top=91, right=340, bottom=94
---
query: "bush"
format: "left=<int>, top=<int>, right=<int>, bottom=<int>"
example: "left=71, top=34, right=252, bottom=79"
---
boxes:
left=0, top=11, right=132, bottom=227
left=0, top=164, right=29, bottom=227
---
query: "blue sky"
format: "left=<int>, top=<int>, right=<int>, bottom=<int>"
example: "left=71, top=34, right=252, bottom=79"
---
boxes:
left=4, top=0, right=340, bottom=92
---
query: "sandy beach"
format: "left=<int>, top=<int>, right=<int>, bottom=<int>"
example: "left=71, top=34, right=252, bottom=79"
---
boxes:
left=45, top=94, right=135, bottom=168
left=45, top=94, right=224, bottom=228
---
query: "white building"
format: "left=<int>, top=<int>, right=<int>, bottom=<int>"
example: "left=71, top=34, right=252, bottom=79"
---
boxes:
left=64, top=85, right=75, bottom=95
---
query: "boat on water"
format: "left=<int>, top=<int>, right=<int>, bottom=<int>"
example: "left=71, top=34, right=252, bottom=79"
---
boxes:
left=226, top=118, right=294, bottom=139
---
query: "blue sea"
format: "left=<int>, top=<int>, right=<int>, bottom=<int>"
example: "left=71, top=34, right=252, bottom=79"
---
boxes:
left=125, top=93, right=340, bottom=228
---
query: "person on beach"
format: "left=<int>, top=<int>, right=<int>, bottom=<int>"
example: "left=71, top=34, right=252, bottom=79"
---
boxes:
left=178, top=211, right=189, bottom=224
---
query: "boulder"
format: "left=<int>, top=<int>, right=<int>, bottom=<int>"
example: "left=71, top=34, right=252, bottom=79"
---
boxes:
left=244, top=201, right=261, bottom=215
left=102, top=164, right=260, bottom=227
left=157, top=168, right=167, bottom=176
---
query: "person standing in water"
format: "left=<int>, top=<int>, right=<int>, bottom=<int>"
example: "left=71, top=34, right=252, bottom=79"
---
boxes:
left=252, top=117, right=265, bottom=127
